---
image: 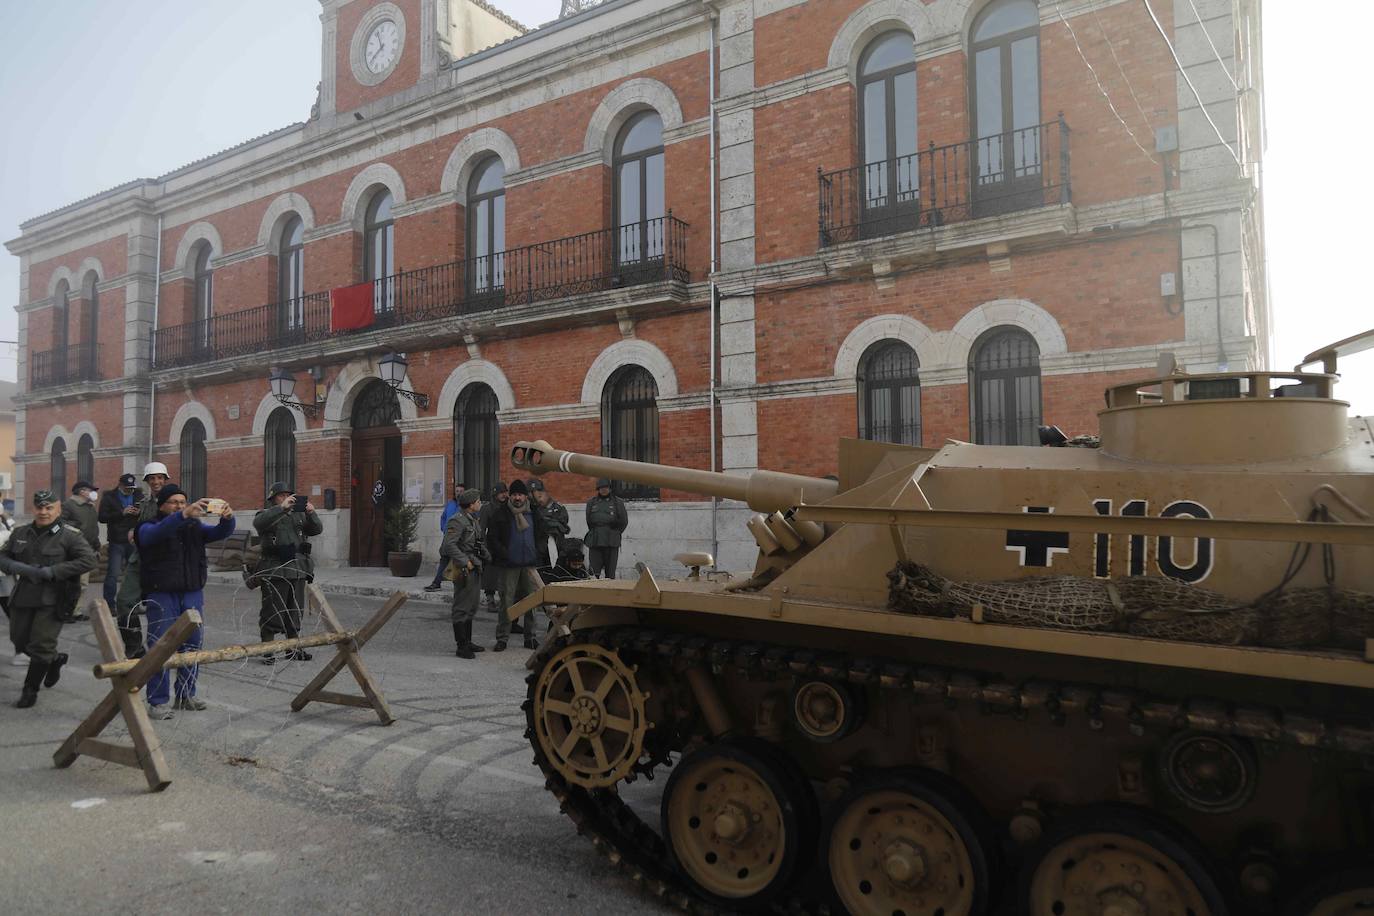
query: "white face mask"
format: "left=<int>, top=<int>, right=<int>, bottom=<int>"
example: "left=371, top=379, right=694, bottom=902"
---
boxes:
left=87, top=490, right=99, bottom=503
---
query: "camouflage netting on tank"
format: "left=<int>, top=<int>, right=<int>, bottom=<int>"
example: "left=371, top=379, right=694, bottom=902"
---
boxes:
left=888, top=562, right=1374, bottom=650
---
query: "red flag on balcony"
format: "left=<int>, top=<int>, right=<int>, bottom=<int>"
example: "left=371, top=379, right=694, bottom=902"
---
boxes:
left=330, top=281, right=374, bottom=332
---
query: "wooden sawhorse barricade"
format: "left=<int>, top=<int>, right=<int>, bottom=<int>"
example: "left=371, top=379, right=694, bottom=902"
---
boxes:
left=54, top=585, right=407, bottom=791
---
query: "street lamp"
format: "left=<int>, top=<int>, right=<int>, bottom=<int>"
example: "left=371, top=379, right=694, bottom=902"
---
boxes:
left=268, top=366, right=325, bottom=418
left=378, top=352, right=430, bottom=408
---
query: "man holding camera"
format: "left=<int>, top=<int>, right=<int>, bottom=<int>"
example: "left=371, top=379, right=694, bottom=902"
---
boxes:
left=0, top=490, right=97, bottom=708
left=254, top=482, right=323, bottom=662
left=99, top=473, right=142, bottom=610
left=441, top=488, right=488, bottom=659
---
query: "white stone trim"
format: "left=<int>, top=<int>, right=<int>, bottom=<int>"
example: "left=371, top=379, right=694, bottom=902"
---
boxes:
left=440, top=128, right=521, bottom=197
left=947, top=298, right=1069, bottom=368
left=827, top=1, right=923, bottom=80
left=348, top=2, right=407, bottom=88
left=45, top=266, right=75, bottom=299
left=581, top=338, right=679, bottom=404
left=76, top=258, right=105, bottom=291
left=70, top=420, right=100, bottom=450
left=341, top=162, right=408, bottom=232
left=173, top=221, right=224, bottom=273
left=435, top=359, right=517, bottom=417
left=583, top=78, right=685, bottom=166
left=169, top=400, right=217, bottom=445
left=322, top=356, right=420, bottom=429
left=250, top=392, right=306, bottom=437
left=42, top=423, right=73, bottom=456
left=833, top=314, right=937, bottom=379
left=257, top=192, right=317, bottom=250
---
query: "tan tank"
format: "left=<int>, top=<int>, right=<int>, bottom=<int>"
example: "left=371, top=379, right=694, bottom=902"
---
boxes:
left=507, top=330, right=1374, bottom=916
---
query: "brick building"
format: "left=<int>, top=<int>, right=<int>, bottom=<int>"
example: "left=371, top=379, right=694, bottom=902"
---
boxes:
left=5, top=0, right=1267, bottom=573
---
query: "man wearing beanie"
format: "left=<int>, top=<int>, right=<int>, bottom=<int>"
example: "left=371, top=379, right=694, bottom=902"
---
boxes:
left=482, top=478, right=546, bottom=650
left=0, top=490, right=97, bottom=708
left=136, top=485, right=235, bottom=718
left=585, top=478, right=629, bottom=578
left=477, top=481, right=508, bottom=609
left=441, top=489, right=488, bottom=658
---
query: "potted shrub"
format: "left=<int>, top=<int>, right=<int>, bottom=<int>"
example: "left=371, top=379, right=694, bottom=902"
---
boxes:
left=385, top=502, right=424, bottom=577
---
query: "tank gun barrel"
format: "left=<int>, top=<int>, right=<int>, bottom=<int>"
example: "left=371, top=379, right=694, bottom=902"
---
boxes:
left=510, top=440, right=839, bottom=513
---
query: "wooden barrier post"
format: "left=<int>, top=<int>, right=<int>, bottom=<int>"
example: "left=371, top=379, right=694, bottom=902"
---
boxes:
left=54, top=599, right=200, bottom=792
left=291, top=586, right=406, bottom=725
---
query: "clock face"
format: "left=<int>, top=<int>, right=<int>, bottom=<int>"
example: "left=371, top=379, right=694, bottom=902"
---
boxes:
left=364, top=19, right=400, bottom=74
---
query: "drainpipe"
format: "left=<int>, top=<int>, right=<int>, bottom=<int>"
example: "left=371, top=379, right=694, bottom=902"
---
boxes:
left=1201, top=224, right=1227, bottom=370
left=148, top=214, right=163, bottom=463
left=707, top=9, right=720, bottom=567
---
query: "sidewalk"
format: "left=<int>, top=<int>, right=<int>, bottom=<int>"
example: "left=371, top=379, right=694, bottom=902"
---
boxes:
left=207, top=566, right=452, bottom=604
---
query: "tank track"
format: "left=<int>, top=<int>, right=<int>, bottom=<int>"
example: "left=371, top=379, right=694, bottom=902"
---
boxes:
left=522, top=624, right=1374, bottom=914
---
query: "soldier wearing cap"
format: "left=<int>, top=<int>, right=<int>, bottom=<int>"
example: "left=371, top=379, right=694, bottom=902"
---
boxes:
left=585, top=478, right=629, bottom=579
left=60, top=480, right=100, bottom=621
left=114, top=462, right=172, bottom=658
left=253, top=481, right=323, bottom=661
left=98, top=472, right=143, bottom=612
left=526, top=478, right=570, bottom=569
left=478, top=480, right=509, bottom=608
left=441, top=488, right=489, bottom=658
left=0, top=489, right=98, bottom=708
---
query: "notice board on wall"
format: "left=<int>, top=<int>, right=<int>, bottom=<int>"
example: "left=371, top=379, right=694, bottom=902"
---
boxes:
left=401, top=455, right=446, bottom=505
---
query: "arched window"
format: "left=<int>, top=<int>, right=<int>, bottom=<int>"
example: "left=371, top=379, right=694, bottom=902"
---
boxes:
left=278, top=215, right=305, bottom=332
left=76, top=433, right=95, bottom=485
left=970, top=0, right=1042, bottom=212
left=81, top=273, right=99, bottom=379
left=601, top=365, right=659, bottom=499
left=613, top=111, right=665, bottom=270
left=352, top=379, right=402, bottom=430
left=453, top=383, right=500, bottom=498
left=970, top=327, right=1041, bottom=445
left=858, top=32, right=918, bottom=234
left=364, top=189, right=395, bottom=315
left=264, top=407, right=297, bottom=495
left=50, top=437, right=67, bottom=498
left=193, top=243, right=213, bottom=351
left=466, top=158, right=506, bottom=295
left=180, top=418, right=208, bottom=502
left=858, top=341, right=921, bottom=445
left=53, top=281, right=70, bottom=355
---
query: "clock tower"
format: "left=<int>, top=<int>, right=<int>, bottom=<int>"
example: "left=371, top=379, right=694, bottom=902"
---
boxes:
left=316, top=0, right=524, bottom=120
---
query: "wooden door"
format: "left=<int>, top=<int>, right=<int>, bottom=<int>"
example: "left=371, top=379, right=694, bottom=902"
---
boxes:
left=350, top=434, right=398, bottom=567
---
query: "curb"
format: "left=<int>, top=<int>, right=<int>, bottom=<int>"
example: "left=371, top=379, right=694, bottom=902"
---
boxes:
left=206, top=570, right=452, bottom=605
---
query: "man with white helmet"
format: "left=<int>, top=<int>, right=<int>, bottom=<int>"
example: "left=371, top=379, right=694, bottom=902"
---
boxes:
left=112, top=462, right=169, bottom=658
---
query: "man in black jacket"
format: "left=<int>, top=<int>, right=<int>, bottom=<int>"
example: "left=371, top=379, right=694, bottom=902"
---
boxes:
left=483, top=479, right=545, bottom=651
left=98, top=473, right=142, bottom=609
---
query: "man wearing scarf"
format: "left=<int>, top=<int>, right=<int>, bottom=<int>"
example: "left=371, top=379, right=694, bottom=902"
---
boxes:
left=482, top=479, right=546, bottom=651
left=0, top=490, right=97, bottom=708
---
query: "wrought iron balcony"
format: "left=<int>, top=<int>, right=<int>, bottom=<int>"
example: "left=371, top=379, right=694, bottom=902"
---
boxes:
left=818, top=117, right=1070, bottom=248
left=152, top=216, right=690, bottom=370
left=30, top=343, right=100, bottom=390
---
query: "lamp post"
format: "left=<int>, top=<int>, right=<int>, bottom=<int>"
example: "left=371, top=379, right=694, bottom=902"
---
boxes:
left=268, top=366, right=326, bottom=418
left=378, top=352, right=430, bottom=408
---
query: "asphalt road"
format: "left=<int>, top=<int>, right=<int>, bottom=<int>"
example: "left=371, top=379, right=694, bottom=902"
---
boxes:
left=0, top=584, right=661, bottom=915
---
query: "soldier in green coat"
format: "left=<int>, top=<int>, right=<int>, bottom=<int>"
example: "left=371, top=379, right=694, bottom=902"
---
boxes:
left=584, top=478, right=629, bottom=578
left=0, top=489, right=98, bottom=707
left=441, top=489, right=489, bottom=659
left=254, top=482, right=324, bottom=662
left=115, top=462, right=170, bottom=658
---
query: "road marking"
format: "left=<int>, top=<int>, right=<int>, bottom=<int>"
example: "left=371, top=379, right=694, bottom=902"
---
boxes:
left=71, top=798, right=106, bottom=809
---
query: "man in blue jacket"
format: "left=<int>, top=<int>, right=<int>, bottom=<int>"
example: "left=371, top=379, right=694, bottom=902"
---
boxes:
left=136, top=485, right=235, bottom=719
left=423, top=483, right=464, bottom=592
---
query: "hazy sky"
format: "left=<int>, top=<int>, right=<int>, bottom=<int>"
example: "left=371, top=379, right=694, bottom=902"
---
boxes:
left=2, top=1, right=1371, bottom=411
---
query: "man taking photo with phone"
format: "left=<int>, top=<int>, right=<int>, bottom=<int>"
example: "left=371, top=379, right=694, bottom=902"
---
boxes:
left=253, top=482, right=323, bottom=662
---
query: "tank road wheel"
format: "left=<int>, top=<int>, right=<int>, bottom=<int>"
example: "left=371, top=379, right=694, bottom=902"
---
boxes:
left=530, top=642, right=648, bottom=789
left=662, top=738, right=817, bottom=910
left=792, top=679, right=865, bottom=743
left=1284, top=865, right=1374, bottom=916
left=1159, top=732, right=1258, bottom=814
left=1019, top=806, right=1228, bottom=916
left=826, top=770, right=994, bottom=916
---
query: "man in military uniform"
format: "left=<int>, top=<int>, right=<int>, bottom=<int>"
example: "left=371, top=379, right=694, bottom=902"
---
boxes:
left=60, top=481, right=100, bottom=621
left=114, top=462, right=170, bottom=658
left=254, top=482, right=323, bottom=662
left=527, top=478, right=570, bottom=569
left=442, top=489, right=488, bottom=659
left=585, top=478, right=629, bottom=579
left=0, top=490, right=98, bottom=708
left=478, top=480, right=508, bottom=609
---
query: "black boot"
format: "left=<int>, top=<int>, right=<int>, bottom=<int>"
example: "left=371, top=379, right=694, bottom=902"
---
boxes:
left=16, top=658, right=47, bottom=708
left=43, top=652, right=67, bottom=688
left=467, top=621, right=485, bottom=653
left=118, top=613, right=145, bottom=659
left=453, top=623, right=474, bottom=659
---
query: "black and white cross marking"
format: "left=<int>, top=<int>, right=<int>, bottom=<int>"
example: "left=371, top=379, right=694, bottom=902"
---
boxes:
left=1005, top=506, right=1071, bottom=567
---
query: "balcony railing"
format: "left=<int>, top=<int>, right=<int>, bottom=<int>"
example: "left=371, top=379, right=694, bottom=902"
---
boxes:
left=31, top=343, right=100, bottom=390
left=818, top=117, right=1070, bottom=248
left=152, top=216, right=690, bottom=370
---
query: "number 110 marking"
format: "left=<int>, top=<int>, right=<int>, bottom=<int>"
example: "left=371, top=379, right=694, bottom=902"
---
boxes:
left=1092, top=498, right=1214, bottom=583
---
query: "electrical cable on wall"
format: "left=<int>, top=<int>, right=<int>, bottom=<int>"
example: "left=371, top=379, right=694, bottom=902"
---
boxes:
left=1055, top=1, right=1158, bottom=166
